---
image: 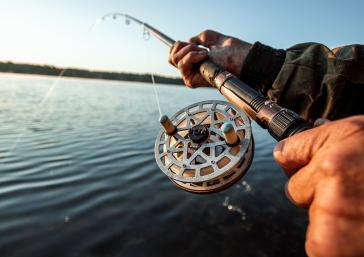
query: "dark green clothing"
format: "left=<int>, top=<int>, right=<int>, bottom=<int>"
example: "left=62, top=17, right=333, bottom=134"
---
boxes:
left=240, top=42, right=364, bottom=123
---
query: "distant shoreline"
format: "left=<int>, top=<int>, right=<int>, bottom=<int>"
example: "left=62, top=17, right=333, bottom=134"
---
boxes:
left=0, top=61, right=184, bottom=85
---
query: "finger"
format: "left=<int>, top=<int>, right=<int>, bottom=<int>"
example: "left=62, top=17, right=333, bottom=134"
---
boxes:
left=189, top=30, right=223, bottom=47
left=177, top=51, right=208, bottom=87
left=314, top=118, right=331, bottom=127
left=178, top=51, right=209, bottom=75
left=169, top=41, right=188, bottom=65
left=285, top=160, right=322, bottom=208
left=273, top=126, right=328, bottom=175
left=170, top=44, right=206, bottom=67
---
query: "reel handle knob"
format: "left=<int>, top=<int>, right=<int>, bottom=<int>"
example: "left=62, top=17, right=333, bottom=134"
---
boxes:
left=221, top=123, right=239, bottom=146
left=159, top=115, right=176, bottom=135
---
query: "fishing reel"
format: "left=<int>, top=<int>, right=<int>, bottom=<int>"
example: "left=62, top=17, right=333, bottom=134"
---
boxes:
left=155, top=100, right=254, bottom=193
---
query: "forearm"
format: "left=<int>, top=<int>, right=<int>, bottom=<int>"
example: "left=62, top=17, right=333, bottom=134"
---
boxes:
left=240, top=42, right=364, bottom=123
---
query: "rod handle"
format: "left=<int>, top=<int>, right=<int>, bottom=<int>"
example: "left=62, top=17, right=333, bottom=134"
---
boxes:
left=198, top=60, right=312, bottom=140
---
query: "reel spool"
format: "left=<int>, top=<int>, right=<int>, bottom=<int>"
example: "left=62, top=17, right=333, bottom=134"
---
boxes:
left=154, top=100, right=254, bottom=193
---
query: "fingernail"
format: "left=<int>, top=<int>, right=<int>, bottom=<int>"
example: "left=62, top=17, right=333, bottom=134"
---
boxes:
left=284, top=181, right=307, bottom=208
left=284, top=182, right=296, bottom=205
left=313, top=118, right=330, bottom=127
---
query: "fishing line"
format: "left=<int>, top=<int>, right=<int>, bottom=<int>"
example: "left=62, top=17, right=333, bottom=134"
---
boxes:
left=151, top=74, right=162, bottom=117
left=1, top=69, right=67, bottom=163
left=2, top=15, right=160, bottom=162
left=39, top=69, right=66, bottom=106
left=95, top=14, right=163, bottom=118
left=144, top=33, right=163, bottom=118
left=142, top=23, right=163, bottom=117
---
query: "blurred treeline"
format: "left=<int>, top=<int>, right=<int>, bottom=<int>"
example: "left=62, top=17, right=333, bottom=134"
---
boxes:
left=0, top=61, right=183, bottom=85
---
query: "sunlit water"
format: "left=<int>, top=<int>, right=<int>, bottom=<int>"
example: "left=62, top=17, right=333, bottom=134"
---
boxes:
left=0, top=74, right=308, bottom=257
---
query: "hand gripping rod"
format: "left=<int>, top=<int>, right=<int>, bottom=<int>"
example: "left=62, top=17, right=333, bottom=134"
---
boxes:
left=111, top=14, right=312, bottom=140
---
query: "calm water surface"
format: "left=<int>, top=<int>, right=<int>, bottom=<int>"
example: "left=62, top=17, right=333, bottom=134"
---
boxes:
left=0, top=74, right=308, bottom=257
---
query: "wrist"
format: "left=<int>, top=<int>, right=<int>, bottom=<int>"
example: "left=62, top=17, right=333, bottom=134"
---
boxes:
left=231, top=40, right=252, bottom=76
left=240, top=42, right=286, bottom=94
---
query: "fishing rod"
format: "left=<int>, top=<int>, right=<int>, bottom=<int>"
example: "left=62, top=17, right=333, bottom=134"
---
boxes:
left=100, top=13, right=175, bottom=47
left=102, top=13, right=311, bottom=141
left=102, top=13, right=311, bottom=193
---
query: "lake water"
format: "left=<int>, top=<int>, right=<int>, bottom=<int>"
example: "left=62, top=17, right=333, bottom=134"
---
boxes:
left=0, top=74, right=308, bottom=257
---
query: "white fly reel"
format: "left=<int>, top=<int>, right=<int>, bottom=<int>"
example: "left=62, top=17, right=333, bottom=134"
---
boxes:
left=155, top=100, right=254, bottom=193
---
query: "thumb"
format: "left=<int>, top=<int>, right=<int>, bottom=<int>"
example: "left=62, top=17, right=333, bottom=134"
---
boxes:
left=273, top=126, right=327, bottom=176
left=189, top=30, right=223, bottom=47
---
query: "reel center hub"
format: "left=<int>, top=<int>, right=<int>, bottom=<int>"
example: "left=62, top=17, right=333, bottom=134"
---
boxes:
left=189, top=125, right=209, bottom=144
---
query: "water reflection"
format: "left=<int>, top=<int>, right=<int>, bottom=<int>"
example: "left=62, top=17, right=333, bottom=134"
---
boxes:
left=223, top=196, right=247, bottom=221
left=0, top=74, right=308, bottom=257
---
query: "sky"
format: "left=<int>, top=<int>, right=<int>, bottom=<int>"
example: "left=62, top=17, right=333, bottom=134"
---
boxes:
left=0, top=0, right=363, bottom=77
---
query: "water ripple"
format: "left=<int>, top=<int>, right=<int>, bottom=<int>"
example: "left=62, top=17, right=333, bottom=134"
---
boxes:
left=0, top=75, right=308, bottom=257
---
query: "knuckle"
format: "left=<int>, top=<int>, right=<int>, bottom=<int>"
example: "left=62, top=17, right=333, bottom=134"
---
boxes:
left=188, top=36, right=199, bottom=43
left=170, top=40, right=185, bottom=54
left=285, top=179, right=310, bottom=208
left=305, top=239, right=330, bottom=257
left=188, top=43, right=198, bottom=50
left=305, top=220, right=343, bottom=257
left=178, top=59, right=189, bottom=71
left=174, top=40, right=182, bottom=48
left=200, top=29, right=212, bottom=39
left=170, top=41, right=178, bottom=53
left=181, top=52, right=194, bottom=64
left=175, top=49, right=198, bottom=67
left=182, top=44, right=195, bottom=54
left=346, top=115, right=364, bottom=130
left=184, top=79, right=192, bottom=88
left=177, top=60, right=184, bottom=69
left=224, top=37, right=235, bottom=46
left=172, top=56, right=179, bottom=66
left=320, top=154, right=345, bottom=177
left=186, top=51, right=195, bottom=58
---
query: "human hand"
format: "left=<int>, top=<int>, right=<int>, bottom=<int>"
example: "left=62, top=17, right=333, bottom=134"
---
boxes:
left=169, top=30, right=252, bottom=88
left=273, top=116, right=364, bottom=257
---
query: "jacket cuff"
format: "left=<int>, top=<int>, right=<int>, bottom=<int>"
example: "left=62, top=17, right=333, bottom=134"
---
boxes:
left=240, top=41, right=286, bottom=94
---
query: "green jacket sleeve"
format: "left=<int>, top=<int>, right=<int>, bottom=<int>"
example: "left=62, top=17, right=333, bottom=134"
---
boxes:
left=240, top=42, right=364, bottom=123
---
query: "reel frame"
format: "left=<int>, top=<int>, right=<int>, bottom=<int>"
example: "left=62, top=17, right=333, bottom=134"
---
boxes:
left=155, top=100, right=254, bottom=193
